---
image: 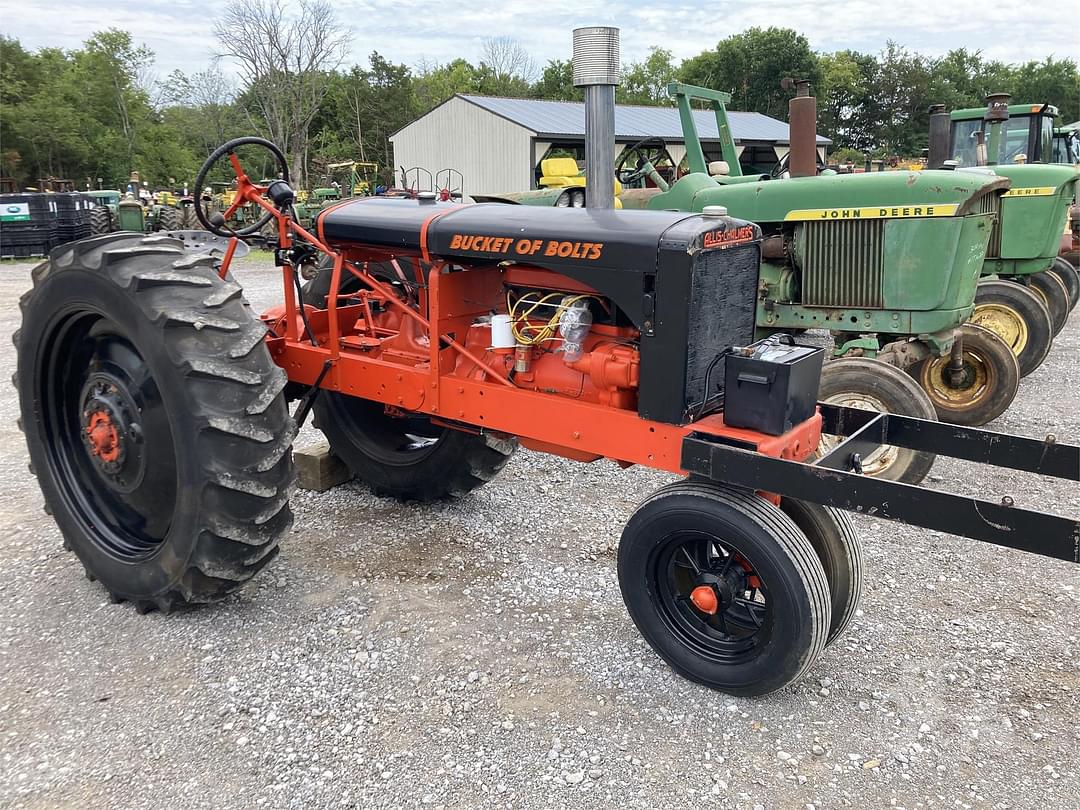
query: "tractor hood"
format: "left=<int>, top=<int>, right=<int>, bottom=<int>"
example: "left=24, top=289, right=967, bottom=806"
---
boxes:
left=967, top=163, right=1079, bottom=194
left=644, top=170, right=1009, bottom=224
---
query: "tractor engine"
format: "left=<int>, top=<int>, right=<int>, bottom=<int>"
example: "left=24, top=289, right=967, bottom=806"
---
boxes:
left=315, top=200, right=764, bottom=425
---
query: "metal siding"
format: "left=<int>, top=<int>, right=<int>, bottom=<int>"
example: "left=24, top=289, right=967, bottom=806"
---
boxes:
left=390, top=97, right=534, bottom=196
left=460, top=95, right=831, bottom=144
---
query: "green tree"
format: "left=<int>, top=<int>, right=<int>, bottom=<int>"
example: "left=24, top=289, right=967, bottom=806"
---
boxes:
left=867, top=42, right=933, bottom=155
left=1006, top=57, right=1080, bottom=122
left=620, top=47, right=677, bottom=106
left=680, top=27, right=820, bottom=117
left=531, top=59, right=581, bottom=101
left=817, top=50, right=875, bottom=150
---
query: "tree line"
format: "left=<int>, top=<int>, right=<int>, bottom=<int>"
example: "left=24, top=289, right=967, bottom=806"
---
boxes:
left=2, top=8, right=1077, bottom=191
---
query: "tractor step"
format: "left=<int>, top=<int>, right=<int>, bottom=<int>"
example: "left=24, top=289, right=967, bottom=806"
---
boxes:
left=682, top=404, right=1079, bottom=563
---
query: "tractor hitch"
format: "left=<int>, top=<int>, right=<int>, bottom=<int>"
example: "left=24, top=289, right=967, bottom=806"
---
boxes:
left=682, top=403, right=1079, bottom=563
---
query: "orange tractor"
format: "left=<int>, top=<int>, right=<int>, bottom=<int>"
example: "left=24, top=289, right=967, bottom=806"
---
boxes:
left=16, top=137, right=1079, bottom=696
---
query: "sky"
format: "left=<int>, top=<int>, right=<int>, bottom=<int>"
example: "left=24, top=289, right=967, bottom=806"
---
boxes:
left=1, top=0, right=1077, bottom=82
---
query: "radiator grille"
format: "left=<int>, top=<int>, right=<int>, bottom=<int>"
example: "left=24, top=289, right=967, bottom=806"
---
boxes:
left=685, top=242, right=760, bottom=410
left=972, top=192, right=1001, bottom=258
left=797, top=220, right=885, bottom=308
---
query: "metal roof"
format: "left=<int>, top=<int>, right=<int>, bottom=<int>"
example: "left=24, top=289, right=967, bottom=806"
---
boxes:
left=457, top=94, right=830, bottom=145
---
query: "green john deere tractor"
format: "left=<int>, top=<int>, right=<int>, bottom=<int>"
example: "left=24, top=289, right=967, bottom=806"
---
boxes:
left=619, top=82, right=1015, bottom=484
left=931, top=96, right=1080, bottom=373
left=86, top=189, right=122, bottom=234
left=87, top=188, right=198, bottom=235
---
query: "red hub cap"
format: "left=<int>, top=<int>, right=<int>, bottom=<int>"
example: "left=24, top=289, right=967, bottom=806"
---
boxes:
left=689, top=584, right=719, bottom=615
left=85, top=410, right=121, bottom=463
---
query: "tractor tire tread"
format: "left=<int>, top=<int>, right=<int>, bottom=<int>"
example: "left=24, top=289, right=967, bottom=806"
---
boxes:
left=17, top=234, right=295, bottom=608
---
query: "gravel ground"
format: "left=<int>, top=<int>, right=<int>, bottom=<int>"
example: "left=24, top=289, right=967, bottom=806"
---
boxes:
left=1, top=254, right=1077, bottom=810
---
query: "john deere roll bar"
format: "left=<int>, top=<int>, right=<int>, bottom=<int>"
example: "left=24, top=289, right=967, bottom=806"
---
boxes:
left=683, top=405, right=1079, bottom=563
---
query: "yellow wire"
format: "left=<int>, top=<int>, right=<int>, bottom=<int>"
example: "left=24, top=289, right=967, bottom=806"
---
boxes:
left=507, top=291, right=593, bottom=346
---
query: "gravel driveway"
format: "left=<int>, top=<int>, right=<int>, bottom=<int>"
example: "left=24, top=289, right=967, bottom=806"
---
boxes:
left=1, top=254, right=1077, bottom=809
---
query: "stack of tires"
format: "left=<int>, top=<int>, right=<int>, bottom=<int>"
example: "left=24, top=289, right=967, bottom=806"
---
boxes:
left=0, top=193, right=56, bottom=258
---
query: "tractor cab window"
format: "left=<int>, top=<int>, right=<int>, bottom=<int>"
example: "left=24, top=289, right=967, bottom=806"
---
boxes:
left=950, top=119, right=983, bottom=166
left=1037, top=115, right=1054, bottom=162
left=1054, top=130, right=1080, bottom=164
left=952, top=117, right=1034, bottom=165
left=998, top=118, right=1032, bottom=163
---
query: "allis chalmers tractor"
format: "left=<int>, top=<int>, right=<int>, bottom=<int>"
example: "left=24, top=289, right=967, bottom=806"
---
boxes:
left=930, top=96, right=1079, bottom=372
left=15, top=137, right=1079, bottom=697
left=618, top=82, right=1015, bottom=485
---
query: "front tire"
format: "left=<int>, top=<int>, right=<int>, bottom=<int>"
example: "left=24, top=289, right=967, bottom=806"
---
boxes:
left=972, top=279, right=1052, bottom=377
left=618, top=481, right=831, bottom=696
left=1047, top=257, right=1079, bottom=314
left=909, top=324, right=1019, bottom=426
left=1027, top=270, right=1070, bottom=336
left=816, top=357, right=937, bottom=484
left=779, top=499, right=862, bottom=646
left=16, top=233, right=296, bottom=611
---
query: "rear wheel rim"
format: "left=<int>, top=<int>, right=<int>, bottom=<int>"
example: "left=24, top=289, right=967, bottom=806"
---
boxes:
left=970, top=302, right=1028, bottom=356
left=40, top=310, right=179, bottom=561
left=651, top=531, right=772, bottom=663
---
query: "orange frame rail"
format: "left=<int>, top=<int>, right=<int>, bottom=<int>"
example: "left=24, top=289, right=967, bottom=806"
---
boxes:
left=225, top=173, right=821, bottom=474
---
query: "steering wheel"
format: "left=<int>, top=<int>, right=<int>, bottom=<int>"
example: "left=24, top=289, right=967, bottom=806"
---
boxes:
left=770, top=151, right=826, bottom=179
left=194, top=137, right=290, bottom=237
left=616, top=137, right=669, bottom=184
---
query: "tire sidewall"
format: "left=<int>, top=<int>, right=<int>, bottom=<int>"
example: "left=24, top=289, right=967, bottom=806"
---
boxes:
left=19, top=267, right=205, bottom=598
left=818, top=357, right=937, bottom=484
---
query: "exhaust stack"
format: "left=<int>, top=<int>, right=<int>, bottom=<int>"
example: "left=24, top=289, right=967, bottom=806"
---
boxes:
left=927, top=103, right=950, bottom=169
left=784, top=78, right=817, bottom=178
left=983, top=92, right=1011, bottom=166
left=573, top=26, right=620, bottom=209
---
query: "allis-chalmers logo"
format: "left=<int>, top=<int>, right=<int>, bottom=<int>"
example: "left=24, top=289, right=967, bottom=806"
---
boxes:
left=703, top=225, right=756, bottom=248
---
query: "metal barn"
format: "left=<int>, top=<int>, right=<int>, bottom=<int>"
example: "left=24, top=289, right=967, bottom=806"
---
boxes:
left=389, top=94, right=831, bottom=196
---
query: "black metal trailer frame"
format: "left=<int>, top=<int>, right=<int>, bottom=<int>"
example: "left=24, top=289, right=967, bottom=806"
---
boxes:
left=683, top=404, right=1080, bottom=564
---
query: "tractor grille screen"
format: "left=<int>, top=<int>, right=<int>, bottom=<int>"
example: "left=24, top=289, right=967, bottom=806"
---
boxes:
left=685, top=242, right=760, bottom=409
left=798, top=220, right=885, bottom=309
left=973, top=192, right=1002, bottom=258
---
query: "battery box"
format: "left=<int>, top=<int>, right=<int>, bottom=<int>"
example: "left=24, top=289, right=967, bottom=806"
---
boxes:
left=723, top=335, right=824, bottom=435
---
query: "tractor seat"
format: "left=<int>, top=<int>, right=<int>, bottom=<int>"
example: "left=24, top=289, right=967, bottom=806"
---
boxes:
left=538, top=157, right=585, bottom=187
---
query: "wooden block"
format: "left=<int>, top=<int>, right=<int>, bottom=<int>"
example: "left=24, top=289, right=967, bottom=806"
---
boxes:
left=293, top=441, right=353, bottom=492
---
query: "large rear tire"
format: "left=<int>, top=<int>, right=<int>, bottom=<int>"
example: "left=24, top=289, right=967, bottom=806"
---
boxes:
left=618, top=480, right=831, bottom=696
left=816, top=357, right=937, bottom=484
left=89, top=205, right=112, bottom=235
left=909, top=324, right=1019, bottom=426
left=155, top=206, right=181, bottom=233
left=313, top=394, right=515, bottom=501
left=15, top=233, right=296, bottom=611
left=972, top=279, right=1052, bottom=377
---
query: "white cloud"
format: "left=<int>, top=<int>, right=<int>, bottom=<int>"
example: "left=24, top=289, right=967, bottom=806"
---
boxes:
left=1, top=0, right=1075, bottom=80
